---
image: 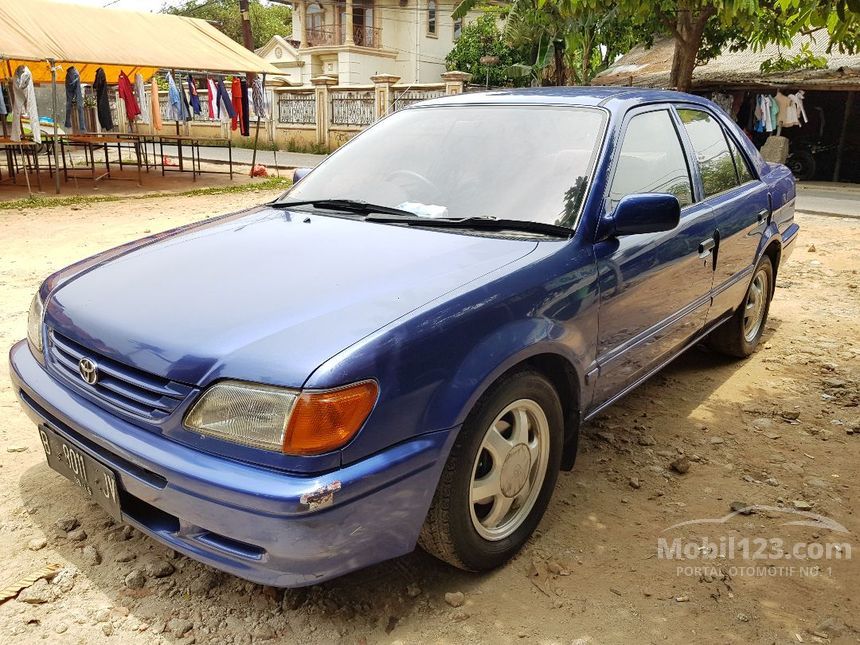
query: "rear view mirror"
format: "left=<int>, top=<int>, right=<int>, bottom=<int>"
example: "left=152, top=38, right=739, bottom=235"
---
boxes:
left=608, top=193, right=681, bottom=237
left=292, top=167, right=312, bottom=184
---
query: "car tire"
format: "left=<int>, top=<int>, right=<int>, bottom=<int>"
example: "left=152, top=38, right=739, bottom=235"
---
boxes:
left=707, top=256, right=774, bottom=358
left=418, top=370, right=563, bottom=571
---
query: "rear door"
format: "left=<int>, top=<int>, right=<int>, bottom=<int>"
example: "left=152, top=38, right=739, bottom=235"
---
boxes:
left=592, top=106, right=717, bottom=407
left=675, top=106, right=769, bottom=320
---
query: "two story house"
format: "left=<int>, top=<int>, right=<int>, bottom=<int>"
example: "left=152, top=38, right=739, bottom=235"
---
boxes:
left=257, top=0, right=475, bottom=86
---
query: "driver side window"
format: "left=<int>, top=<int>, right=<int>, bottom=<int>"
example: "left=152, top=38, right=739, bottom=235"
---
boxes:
left=609, top=110, right=693, bottom=210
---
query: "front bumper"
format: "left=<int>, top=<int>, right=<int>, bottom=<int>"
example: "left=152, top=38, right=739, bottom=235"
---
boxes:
left=10, top=340, right=457, bottom=587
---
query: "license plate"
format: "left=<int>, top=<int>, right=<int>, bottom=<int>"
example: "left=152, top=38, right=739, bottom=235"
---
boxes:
left=38, top=425, right=123, bottom=523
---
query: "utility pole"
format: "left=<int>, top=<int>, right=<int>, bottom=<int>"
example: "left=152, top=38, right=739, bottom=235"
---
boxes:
left=239, top=0, right=255, bottom=76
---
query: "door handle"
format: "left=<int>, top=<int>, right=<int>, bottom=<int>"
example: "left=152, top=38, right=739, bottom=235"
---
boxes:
left=698, top=238, right=715, bottom=258
left=757, top=209, right=769, bottom=224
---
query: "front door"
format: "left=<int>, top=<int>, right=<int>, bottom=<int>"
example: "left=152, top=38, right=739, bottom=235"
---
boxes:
left=592, top=106, right=717, bottom=407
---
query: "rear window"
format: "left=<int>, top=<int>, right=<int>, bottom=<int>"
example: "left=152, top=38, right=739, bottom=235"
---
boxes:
left=678, top=108, right=739, bottom=197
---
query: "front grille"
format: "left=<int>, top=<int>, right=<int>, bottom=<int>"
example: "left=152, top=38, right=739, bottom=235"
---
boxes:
left=47, top=329, right=194, bottom=421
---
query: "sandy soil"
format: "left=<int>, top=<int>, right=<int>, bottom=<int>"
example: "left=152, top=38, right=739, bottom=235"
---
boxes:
left=0, top=194, right=857, bottom=644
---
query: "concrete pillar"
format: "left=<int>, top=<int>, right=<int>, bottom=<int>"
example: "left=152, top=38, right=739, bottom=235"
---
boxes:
left=345, top=0, right=355, bottom=45
left=297, top=1, right=306, bottom=47
left=441, top=70, right=472, bottom=95
left=370, top=73, right=400, bottom=120
left=311, top=75, right=337, bottom=149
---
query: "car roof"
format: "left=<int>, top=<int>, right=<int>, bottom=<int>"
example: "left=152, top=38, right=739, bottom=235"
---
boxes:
left=417, top=86, right=713, bottom=111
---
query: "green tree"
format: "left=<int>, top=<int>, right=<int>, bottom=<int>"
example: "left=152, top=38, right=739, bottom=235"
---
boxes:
left=164, top=0, right=292, bottom=49
left=445, top=14, right=524, bottom=86
left=455, top=0, right=860, bottom=92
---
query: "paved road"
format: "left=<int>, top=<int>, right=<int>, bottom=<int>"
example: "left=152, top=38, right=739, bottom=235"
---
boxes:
left=796, top=182, right=860, bottom=218
left=160, top=144, right=326, bottom=172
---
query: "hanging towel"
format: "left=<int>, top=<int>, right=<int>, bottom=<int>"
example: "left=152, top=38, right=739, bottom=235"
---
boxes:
left=231, top=77, right=243, bottom=132
left=117, top=71, right=141, bottom=123
left=10, top=65, right=40, bottom=143
left=240, top=78, right=250, bottom=136
left=64, top=66, right=85, bottom=131
left=252, top=75, right=267, bottom=119
left=167, top=72, right=183, bottom=121
left=150, top=77, right=162, bottom=131
left=206, top=78, right=217, bottom=119
left=215, top=77, right=236, bottom=121
left=768, top=96, right=779, bottom=131
left=187, top=75, right=201, bottom=115
left=135, top=73, right=150, bottom=125
left=93, top=67, right=114, bottom=131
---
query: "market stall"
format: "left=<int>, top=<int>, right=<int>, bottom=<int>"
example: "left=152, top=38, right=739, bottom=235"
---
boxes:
left=0, top=0, right=281, bottom=193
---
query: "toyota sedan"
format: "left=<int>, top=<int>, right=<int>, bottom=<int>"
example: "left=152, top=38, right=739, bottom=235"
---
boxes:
left=10, top=88, right=798, bottom=587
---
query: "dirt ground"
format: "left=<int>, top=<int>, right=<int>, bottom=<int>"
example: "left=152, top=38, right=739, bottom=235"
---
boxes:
left=0, top=193, right=857, bottom=644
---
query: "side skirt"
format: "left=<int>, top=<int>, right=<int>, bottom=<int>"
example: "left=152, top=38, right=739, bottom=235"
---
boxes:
left=582, top=313, right=733, bottom=423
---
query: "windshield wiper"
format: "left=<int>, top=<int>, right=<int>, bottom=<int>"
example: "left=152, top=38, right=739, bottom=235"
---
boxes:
left=272, top=199, right=416, bottom=218
left=364, top=214, right=572, bottom=238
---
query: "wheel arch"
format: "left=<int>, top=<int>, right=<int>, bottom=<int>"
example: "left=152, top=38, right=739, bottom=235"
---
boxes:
left=453, top=347, right=583, bottom=473
left=761, top=235, right=782, bottom=297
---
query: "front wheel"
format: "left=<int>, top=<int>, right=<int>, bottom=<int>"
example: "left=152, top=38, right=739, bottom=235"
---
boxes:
left=707, top=256, right=774, bottom=358
left=419, top=371, right=563, bottom=571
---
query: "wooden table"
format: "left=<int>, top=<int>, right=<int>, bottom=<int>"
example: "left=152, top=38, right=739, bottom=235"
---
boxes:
left=154, top=134, right=233, bottom=181
left=59, top=134, right=142, bottom=187
left=0, top=138, right=42, bottom=193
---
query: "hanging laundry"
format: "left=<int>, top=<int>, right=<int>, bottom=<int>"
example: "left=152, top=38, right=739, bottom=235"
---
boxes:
left=231, top=77, right=243, bottom=132
left=117, top=71, right=141, bottom=123
left=240, top=77, right=250, bottom=136
left=10, top=65, right=40, bottom=143
left=251, top=75, right=267, bottom=120
left=769, top=96, right=779, bottom=131
left=135, top=73, right=150, bottom=125
left=186, top=75, right=201, bottom=115
left=64, top=66, right=85, bottom=132
left=785, top=91, right=808, bottom=128
left=150, top=77, right=163, bottom=131
left=206, top=77, right=217, bottom=119
left=775, top=91, right=790, bottom=127
left=215, top=77, right=236, bottom=121
left=179, top=76, right=193, bottom=122
left=711, top=92, right=734, bottom=114
left=0, top=85, right=6, bottom=117
left=93, top=67, right=114, bottom=131
left=167, top=72, right=187, bottom=121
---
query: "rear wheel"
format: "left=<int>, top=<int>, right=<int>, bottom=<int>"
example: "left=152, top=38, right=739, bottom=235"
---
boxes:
left=707, top=256, right=774, bottom=358
left=419, top=371, right=563, bottom=571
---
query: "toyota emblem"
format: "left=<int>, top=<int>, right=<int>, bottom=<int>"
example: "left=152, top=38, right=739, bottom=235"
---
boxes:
left=78, top=357, right=99, bottom=385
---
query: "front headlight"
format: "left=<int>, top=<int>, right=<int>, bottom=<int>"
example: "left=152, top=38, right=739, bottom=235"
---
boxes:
left=27, top=291, right=45, bottom=354
left=184, top=380, right=378, bottom=455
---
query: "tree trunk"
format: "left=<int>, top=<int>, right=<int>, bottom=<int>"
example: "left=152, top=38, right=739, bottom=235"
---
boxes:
left=668, top=4, right=715, bottom=92
left=553, top=44, right=566, bottom=86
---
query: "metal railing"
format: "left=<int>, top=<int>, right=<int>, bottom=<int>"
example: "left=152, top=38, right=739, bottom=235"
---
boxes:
left=330, top=89, right=375, bottom=126
left=278, top=92, right=317, bottom=125
left=392, top=88, right=445, bottom=111
left=305, top=24, right=382, bottom=48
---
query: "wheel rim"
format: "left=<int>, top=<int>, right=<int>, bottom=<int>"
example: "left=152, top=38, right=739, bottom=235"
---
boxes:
left=743, top=268, right=769, bottom=342
left=469, top=399, right=550, bottom=541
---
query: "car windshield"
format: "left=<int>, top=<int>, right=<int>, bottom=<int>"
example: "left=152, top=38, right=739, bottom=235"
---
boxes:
left=280, top=105, right=606, bottom=229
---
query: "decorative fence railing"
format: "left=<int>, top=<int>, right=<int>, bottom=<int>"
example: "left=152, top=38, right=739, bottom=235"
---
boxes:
left=306, top=24, right=382, bottom=48
left=158, top=94, right=221, bottom=122
left=329, top=89, right=375, bottom=126
left=278, top=92, right=316, bottom=125
left=392, top=88, right=446, bottom=111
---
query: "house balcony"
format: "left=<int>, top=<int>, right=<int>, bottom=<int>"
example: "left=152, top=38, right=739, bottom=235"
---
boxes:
left=306, top=24, right=382, bottom=49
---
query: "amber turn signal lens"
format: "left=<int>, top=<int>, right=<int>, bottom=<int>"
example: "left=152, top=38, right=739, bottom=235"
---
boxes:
left=283, top=381, right=378, bottom=455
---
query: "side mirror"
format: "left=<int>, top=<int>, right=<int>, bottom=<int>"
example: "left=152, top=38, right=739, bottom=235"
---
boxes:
left=604, top=193, right=681, bottom=238
left=292, top=167, right=312, bottom=184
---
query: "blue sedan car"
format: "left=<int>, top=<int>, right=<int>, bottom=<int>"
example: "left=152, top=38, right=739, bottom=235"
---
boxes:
left=10, top=88, right=798, bottom=587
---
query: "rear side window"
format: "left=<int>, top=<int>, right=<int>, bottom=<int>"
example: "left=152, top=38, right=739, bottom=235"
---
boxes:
left=678, top=108, right=739, bottom=197
left=727, top=135, right=755, bottom=184
left=608, top=110, right=693, bottom=209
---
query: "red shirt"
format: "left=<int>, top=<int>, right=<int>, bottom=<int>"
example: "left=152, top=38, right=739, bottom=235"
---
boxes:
left=231, top=77, right=243, bottom=131
left=118, top=71, right=141, bottom=122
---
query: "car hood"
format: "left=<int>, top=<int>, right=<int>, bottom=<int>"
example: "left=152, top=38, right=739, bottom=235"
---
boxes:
left=46, top=206, right=538, bottom=387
